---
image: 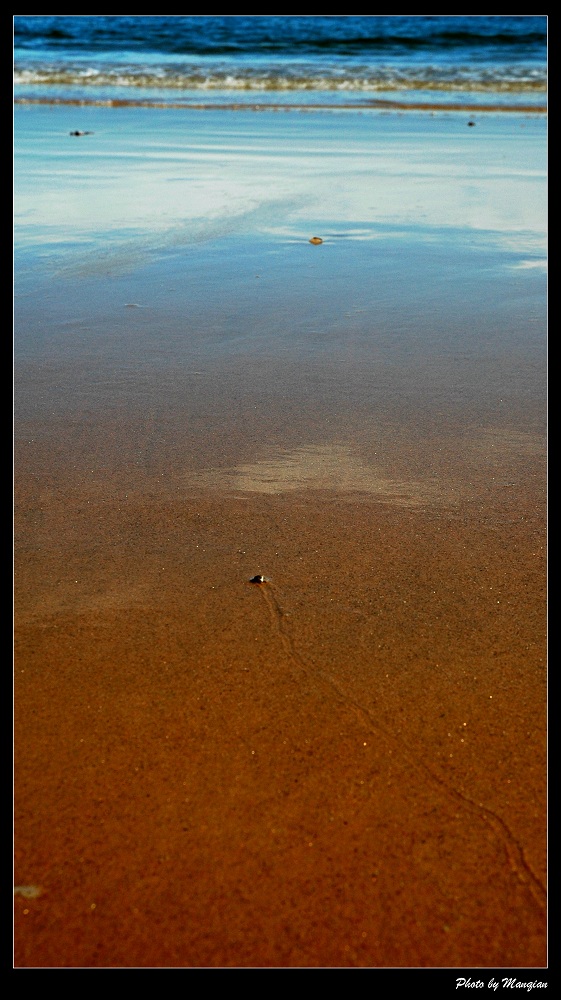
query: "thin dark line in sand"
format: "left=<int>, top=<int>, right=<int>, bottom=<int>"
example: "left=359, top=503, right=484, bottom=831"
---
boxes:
left=253, top=578, right=546, bottom=912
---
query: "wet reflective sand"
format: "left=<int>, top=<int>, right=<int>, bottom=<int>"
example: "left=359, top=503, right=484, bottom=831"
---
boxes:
left=14, top=105, right=546, bottom=968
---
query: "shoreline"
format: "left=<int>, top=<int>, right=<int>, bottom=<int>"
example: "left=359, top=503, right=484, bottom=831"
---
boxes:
left=14, top=96, right=547, bottom=114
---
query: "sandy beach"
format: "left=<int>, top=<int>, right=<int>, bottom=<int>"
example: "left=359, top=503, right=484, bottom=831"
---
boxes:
left=14, top=101, right=546, bottom=969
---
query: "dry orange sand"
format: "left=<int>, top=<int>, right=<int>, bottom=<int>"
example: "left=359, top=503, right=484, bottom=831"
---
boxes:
left=14, top=414, right=546, bottom=968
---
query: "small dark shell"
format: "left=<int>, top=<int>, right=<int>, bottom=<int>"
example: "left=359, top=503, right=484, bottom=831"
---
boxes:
left=249, top=575, right=265, bottom=584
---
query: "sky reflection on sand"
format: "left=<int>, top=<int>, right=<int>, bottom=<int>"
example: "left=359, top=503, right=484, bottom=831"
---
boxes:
left=14, top=107, right=546, bottom=277
left=190, top=443, right=446, bottom=506
left=187, top=425, right=544, bottom=508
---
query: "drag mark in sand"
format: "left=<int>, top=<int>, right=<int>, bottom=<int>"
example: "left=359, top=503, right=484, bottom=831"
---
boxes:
left=251, top=577, right=546, bottom=913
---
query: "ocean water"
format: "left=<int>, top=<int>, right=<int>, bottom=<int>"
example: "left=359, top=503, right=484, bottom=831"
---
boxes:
left=14, top=14, right=547, bottom=110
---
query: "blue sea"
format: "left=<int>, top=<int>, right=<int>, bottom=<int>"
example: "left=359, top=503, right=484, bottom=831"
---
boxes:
left=13, top=14, right=547, bottom=111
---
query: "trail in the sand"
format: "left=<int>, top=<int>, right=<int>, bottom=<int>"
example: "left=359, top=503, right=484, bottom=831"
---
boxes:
left=252, top=577, right=546, bottom=911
